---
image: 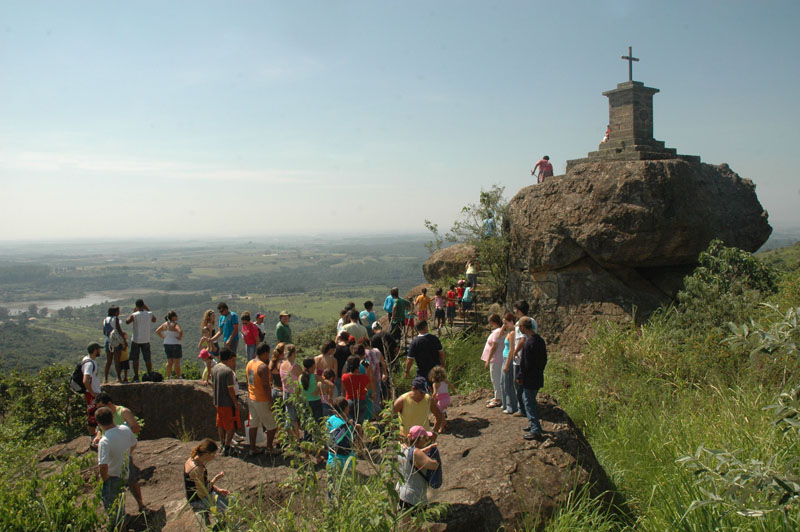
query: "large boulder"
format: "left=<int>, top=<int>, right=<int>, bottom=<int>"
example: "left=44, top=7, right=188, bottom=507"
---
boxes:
left=433, top=391, right=618, bottom=530
left=101, top=381, right=250, bottom=440
left=423, top=243, right=477, bottom=283
left=506, top=160, right=771, bottom=355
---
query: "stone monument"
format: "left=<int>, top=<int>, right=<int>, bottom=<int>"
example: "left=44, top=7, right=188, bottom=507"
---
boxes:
left=566, top=47, right=700, bottom=171
left=504, top=48, right=771, bottom=356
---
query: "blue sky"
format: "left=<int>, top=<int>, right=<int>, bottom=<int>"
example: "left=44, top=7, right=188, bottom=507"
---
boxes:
left=1, top=1, right=798, bottom=240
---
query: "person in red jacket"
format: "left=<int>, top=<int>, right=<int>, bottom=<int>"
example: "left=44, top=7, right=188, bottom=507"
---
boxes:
left=532, top=155, right=553, bottom=183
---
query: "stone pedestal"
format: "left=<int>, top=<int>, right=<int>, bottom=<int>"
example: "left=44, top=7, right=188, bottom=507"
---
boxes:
left=567, top=81, right=699, bottom=171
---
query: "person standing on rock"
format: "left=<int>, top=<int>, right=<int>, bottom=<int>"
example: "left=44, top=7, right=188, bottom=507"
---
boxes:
left=445, top=285, right=458, bottom=328
left=389, top=287, right=410, bottom=344
left=156, top=311, right=183, bottom=379
left=83, top=342, right=103, bottom=439
left=96, top=406, right=139, bottom=530
left=125, top=299, right=156, bottom=382
left=532, top=155, right=553, bottom=183
left=103, top=306, right=127, bottom=383
left=255, top=313, right=266, bottom=342
left=393, top=376, right=445, bottom=437
left=405, top=320, right=445, bottom=386
left=275, top=310, right=293, bottom=344
left=481, top=313, right=506, bottom=409
left=246, top=342, right=278, bottom=456
left=92, top=392, right=149, bottom=515
left=217, top=302, right=240, bottom=355
left=509, top=300, right=537, bottom=417
left=383, top=290, right=395, bottom=323
left=517, top=317, right=547, bottom=441
left=500, top=313, right=519, bottom=415
left=240, top=312, right=261, bottom=361
left=211, top=348, right=240, bottom=456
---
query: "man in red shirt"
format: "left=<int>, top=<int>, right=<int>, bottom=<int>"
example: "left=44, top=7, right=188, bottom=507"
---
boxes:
left=445, top=284, right=458, bottom=327
left=532, top=155, right=553, bottom=183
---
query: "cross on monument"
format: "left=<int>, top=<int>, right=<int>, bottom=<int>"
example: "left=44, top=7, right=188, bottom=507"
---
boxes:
left=621, top=46, right=639, bottom=81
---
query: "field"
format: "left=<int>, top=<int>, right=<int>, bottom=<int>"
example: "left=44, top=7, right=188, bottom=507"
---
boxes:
left=0, top=236, right=428, bottom=373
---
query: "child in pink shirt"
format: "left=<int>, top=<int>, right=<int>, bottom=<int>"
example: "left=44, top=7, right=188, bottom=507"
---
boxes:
left=240, top=311, right=260, bottom=361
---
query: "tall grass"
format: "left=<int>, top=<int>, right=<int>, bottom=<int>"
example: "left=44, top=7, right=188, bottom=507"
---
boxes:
left=540, top=269, right=800, bottom=531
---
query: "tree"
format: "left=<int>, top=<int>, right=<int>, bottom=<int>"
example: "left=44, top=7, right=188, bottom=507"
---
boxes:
left=27, top=304, right=38, bottom=317
left=425, top=184, right=510, bottom=302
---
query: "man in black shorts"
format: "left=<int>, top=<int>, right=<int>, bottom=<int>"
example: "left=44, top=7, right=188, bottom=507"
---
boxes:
left=125, top=299, right=156, bottom=381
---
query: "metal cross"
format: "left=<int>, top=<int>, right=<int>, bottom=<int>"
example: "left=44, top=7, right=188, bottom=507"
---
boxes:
left=621, top=46, right=639, bottom=81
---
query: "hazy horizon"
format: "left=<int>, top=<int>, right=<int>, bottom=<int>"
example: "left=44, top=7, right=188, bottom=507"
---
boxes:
left=2, top=1, right=799, bottom=240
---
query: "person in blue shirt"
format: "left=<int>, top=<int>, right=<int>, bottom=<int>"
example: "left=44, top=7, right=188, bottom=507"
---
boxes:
left=359, top=301, right=376, bottom=336
left=383, top=290, right=396, bottom=321
left=327, top=396, right=360, bottom=470
left=216, top=302, right=239, bottom=354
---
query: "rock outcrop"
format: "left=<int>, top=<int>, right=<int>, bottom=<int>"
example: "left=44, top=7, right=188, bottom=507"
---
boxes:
left=506, top=159, right=772, bottom=355
left=42, top=384, right=615, bottom=531
left=423, top=243, right=476, bottom=283
left=101, top=381, right=250, bottom=440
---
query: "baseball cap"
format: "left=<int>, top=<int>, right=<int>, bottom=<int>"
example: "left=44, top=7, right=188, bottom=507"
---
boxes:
left=408, top=425, right=434, bottom=440
left=198, top=349, right=211, bottom=360
left=411, top=376, right=428, bottom=391
left=87, top=341, right=103, bottom=353
left=256, top=313, right=264, bottom=319
left=371, top=322, right=382, bottom=331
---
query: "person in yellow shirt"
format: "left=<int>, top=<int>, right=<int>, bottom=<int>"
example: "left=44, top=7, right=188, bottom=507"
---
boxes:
left=415, top=288, right=432, bottom=323
left=392, top=376, right=445, bottom=437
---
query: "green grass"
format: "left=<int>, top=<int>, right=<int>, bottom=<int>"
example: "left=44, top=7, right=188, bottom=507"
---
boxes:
left=535, top=270, right=800, bottom=531
left=757, top=241, right=800, bottom=273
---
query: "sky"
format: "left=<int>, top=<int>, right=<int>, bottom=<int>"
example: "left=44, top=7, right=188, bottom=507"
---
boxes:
left=1, top=1, right=799, bottom=240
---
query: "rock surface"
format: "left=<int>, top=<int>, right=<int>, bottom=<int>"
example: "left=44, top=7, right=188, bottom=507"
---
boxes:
left=506, top=159, right=771, bottom=355
left=41, top=388, right=613, bottom=531
left=423, top=243, right=476, bottom=283
left=101, top=381, right=250, bottom=440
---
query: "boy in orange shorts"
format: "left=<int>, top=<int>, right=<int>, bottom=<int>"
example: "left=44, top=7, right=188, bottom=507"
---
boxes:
left=211, top=347, right=240, bottom=456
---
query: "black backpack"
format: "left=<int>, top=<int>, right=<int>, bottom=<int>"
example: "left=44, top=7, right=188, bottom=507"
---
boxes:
left=69, top=359, right=94, bottom=394
left=141, top=371, right=163, bottom=383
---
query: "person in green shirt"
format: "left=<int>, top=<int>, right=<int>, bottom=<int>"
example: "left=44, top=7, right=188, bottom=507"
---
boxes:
left=276, top=310, right=292, bottom=344
left=389, top=287, right=410, bottom=343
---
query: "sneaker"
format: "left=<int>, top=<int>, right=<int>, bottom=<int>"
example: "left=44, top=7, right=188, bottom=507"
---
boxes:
left=503, top=409, right=514, bottom=415
left=513, top=411, right=525, bottom=417
left=220, top=445, right=229, bottom=457
left=523, top=431, right=544, bottom=441
left=132, top=375, right=140, bottom=382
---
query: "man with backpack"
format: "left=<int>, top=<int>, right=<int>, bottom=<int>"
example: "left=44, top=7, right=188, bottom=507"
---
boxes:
left=80, top=342, right=103, bottom=438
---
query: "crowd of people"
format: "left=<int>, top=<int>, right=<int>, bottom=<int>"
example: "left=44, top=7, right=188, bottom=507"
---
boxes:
left=77, top=289, right=547, bottom=530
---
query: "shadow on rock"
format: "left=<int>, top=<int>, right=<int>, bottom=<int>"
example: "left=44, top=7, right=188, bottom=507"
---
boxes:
left=127, top=506, right=167, bottom=531
left=445, top=416, right=490, bottom=439
left=440, top=496, right=504, bottom=532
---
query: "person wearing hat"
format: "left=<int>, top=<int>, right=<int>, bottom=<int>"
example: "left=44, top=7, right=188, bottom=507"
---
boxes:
left=83, top=342, right=103, bottom=437
left=255, top=313, right=266, bottom=342
left=393, top=376, right=445, bottom=437
left=397, top=425, right=441, bottom=512
left=275, top=311, right=292, bottom=344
